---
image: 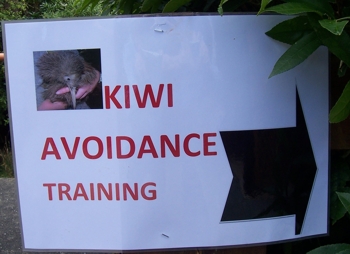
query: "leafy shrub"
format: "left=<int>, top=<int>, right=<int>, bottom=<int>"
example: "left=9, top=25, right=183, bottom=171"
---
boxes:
left=0, top=141, right=13, bottom=177
left=258, top=0, right=350, bottom=123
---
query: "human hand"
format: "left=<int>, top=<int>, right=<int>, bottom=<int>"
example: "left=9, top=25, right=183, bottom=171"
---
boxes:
left=38, top=99, right=67, bottom=111
left=55, top=69, right=100, bottom=99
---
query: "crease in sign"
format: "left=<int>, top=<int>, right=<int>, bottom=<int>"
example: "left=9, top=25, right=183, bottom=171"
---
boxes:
left=220, top=91, right=316, bottom=235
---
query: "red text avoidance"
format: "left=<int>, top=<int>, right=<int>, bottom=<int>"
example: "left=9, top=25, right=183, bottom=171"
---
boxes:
left=41, top=133, right=217, bottom=160
left=43, top=182, right=157, bottom=201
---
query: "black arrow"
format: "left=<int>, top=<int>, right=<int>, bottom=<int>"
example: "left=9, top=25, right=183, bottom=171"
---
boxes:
left=220, top=91, right=317, bottom=235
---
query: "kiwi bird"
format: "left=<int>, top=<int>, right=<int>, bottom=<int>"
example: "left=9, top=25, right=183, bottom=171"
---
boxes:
left=36, top=50, right=97, bottom=109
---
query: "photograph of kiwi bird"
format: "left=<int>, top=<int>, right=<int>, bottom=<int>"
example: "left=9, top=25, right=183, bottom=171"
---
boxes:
left=36, top=50, right=97, bottom=109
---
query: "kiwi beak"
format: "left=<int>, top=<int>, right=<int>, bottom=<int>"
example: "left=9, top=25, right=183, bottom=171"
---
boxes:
left=69, top=86, right=76, bottom=109
left=64, top=74, right=77, bottom=109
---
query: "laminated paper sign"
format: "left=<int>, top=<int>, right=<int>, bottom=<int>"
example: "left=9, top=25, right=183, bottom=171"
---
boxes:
left=2, top=15, right=328, bottom=252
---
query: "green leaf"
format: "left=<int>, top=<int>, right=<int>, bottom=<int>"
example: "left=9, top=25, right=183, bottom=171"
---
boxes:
left=307, top=244, right=350, bottom=254
left=116, top=0, right=127, bottom=13
left=308, top=13, right=350, bottom=68
left=269, top=31, right=321, bottom=78
left=329, top=80, right=350, bottom=123
left=330, top=159, right=350, bottom=224
left=78, top=0, right=95, bottom=11
left=162, top=0, right=191, bottom=12
left=331, top=195, right=348, bottom=224
left=337, top=192, right=350, bottom=214
left=218, top=0, right=229, bottom=15
left=284, top=0, right=335, bottom=18
left=266, top=16, right=313, bottom=45
left=141, top=0, right=159, bottom=12
left=319, top=19, right=349, bottom=35
left=265, top=2, right=324, bottom=15
left=258, top=0, right=272, bottom=14
left=151, top=2, right=161, bottom=13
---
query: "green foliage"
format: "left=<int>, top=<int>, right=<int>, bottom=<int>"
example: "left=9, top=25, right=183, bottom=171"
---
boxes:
left=265, top=16, right=313, bottom=44
left=338, top=191, right=350, bottom=214
left=141, top=0, right=162, bottom=12
left=0, top=142, right=13, bottom=178
left=259, top=0, right=350, bottom=123
left=331, top=154, right=350, bottom=224
left=0, top=64, right=8, bottom=127
left=0, top=0, right=29, bottom=129
left=308, top=13, right=350, bottom=69
left=258, top=0, right=272, bottom=14
left=264, top=1, right=335, bottom=17
left=0, top=0, right=27, bottom=21
left=307, top=244, right=350, bottom=254
left=77, top=0, right=260, bottom=15
left=319, top=19, right=349, bottom=35
left=40, top=0, right=102, bottom=18
left=218, top=0, right=229, bottom=15
left=269, top=31, right=321, bottom=77
left=79, top=0, right=148, bottom=14
left=163, top=0, right=192, bottom=12
left=330, top=80, right=350, bottom=123
left=265, top=2, right=331, bottom=16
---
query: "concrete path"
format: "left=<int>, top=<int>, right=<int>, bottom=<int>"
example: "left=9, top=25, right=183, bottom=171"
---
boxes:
left=0, top=178, right=22, bottom=253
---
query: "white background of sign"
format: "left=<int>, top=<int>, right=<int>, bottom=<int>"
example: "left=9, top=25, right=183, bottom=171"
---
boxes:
left=3, top=15, right=328, bottom=251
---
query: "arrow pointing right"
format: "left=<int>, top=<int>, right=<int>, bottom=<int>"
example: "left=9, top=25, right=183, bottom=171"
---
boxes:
left=220, top=91, right=316, bottom=235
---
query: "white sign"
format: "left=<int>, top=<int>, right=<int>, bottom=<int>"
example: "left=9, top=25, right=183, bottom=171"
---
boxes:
left=3, top=15, right=328, bottom=252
